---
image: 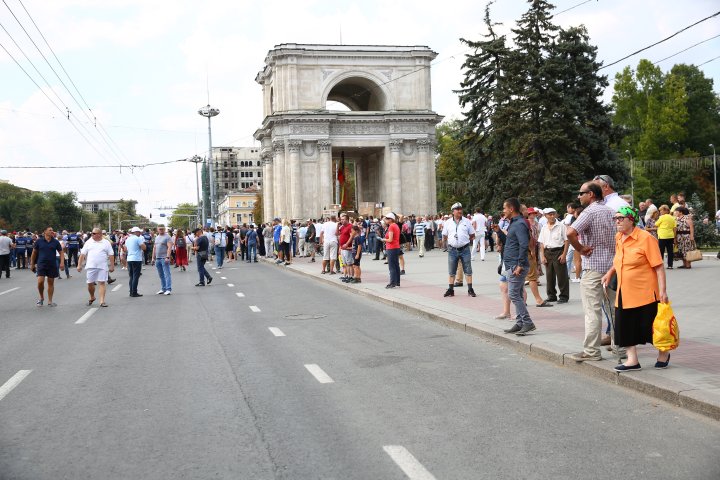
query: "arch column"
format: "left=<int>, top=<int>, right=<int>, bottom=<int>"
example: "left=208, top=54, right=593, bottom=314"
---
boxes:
left=272, top=140, right=286, bottom=219
left=417, top=139, right=431, bottom=215
left=318, top=140, right=332, bottom=211
left=261, top=151, right=273, bottom=222
left=389, top=139, right=403, bottom=212
left=287, top=140, right=302, bottom=219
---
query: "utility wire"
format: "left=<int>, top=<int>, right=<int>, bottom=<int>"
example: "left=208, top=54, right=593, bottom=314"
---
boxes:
left=600, top=10, right=720, bottom=70
left=555, top=0, right=597, bottom=17
left=698, top=54, right=720, bottom=67
left=0, top=158, right=192, bottom=169
left=653, top=33, right=720, bottom=64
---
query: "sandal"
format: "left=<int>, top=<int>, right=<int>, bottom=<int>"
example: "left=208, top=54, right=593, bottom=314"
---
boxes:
left=536, top=301, right=553, bottom=307
left=87, top=298, right=95, bottom=306
left=100, top=303, right=109, bottom=307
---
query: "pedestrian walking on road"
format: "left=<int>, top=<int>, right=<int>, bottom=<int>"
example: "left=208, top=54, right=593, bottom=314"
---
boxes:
left=501, top=199, right=537, bottom=335
left=442, top=203, right=476, bottom=297
left=567, top=182, right=617, bottom=361
left=30, top=226, right=63, bottom=307
left=174, top=229, right=189, bottom=271
left=601, top=206, right=670, bottom=371
left=0, top=230, right=14, bottom=279
left=152, top=225, right=174, bottom=295
left=124, top=226, right=146, bottom=297
left=380, top=212, right=401, bottom=288
left=192, top=228, right=212, bottom=286
left=77, top=228, right=115, bottom=307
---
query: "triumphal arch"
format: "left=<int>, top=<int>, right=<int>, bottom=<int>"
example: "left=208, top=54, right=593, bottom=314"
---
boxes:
left=254, top=44, right=443, bottom=221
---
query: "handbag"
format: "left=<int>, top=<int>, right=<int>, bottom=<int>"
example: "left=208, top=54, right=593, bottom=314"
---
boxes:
left=653, top=302, right=680, bottom=352
left=685, top=249, right=703, bottom=262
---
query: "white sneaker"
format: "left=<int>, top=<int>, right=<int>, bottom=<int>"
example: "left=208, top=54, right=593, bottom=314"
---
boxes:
left=571, top=278, right=581, bottom=283
left=163, top=291, right=172, bottom=295
left=156, top=289, right=164, bottom=294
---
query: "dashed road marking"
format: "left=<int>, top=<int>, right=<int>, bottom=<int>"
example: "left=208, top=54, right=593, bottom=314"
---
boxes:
left=268, top=327, right=285, bottom=337
left=111, top=283, right=123, bottom=292
left=227, top=283, right=235, bottom=287
left=0, top=370, right=32, bottom=401
left=235, top=292, right=245, bottom=298
left=0, top=287, right=20, bottom=296
left=75, top=308, right=99, bottom=324
left=249, top=305, right=261, bottom=312
left=304, top=364, right=334, bottom=384
left=220, top=276, right=227, bottom=280
left=383, top=446, right=437, bottom=480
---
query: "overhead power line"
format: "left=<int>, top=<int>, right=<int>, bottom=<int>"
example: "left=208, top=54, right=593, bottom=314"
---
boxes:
left=555, top=0, right=597, bottom=17
left=600, top=10, right=720, bottom=70
left=0, top=158, right=193, bottom=170
left=653, top=33, right=720, bottom=64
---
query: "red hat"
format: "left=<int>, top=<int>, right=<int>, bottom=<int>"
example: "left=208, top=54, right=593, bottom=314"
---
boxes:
left=527, top=207, right=539, bottom=215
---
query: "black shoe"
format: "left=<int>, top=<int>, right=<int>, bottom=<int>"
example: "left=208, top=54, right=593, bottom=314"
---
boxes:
left=400, top=270, right=405, bottom=275
left=468, top=289, right=476, bottom=297
left=195, top=283, right=205, bottom=287
left=557, top=299, right=568, bottom=304
left=385, top=283, right=397, bottom=289
left=453, top=282, right=463, bottom=287
left=107, top=277, right=116, bottom=284
left=207, top=277, right=213, bottom=285
left=516, top=323, right=536, bottom=336
left=546, top=298, right=558, bottom=302
left=444, top=288, right=454, bottom=297
left=504, top=324, right=522, bottom=334
left=614, top=363, right=642, bottom=372
left=130, top=293, right=143, bottom=297
left=654, top=354, right=670, bottom=369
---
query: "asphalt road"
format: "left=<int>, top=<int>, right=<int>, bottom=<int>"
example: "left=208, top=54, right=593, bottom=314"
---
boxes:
left=1, top=261, right=719, bottom=479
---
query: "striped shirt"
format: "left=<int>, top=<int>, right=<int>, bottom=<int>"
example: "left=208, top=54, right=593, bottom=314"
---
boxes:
left=570, top=201, right=615, bottom=273
left=413, top=222, right=426, bottom=237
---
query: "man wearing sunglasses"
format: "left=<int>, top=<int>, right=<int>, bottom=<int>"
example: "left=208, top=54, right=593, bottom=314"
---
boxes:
left=566, top=182, right=618, bottom=362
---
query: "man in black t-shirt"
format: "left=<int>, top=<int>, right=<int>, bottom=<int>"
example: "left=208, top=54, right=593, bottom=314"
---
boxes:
left=192, top=228, right=213, bottom=286
left=30, top=226, right=64, bottom=307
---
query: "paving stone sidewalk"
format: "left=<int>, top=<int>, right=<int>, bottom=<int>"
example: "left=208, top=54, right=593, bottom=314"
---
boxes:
left=269, top=245, right=720, bottom=420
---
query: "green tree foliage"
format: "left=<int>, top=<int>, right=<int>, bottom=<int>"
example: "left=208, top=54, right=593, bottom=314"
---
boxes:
left=611, top=61, right=720, bottom=207
left=252, top=193, right=263, bottom=225
left=169, top=203, right=200, bottom=230
left=435, top=121, right=471, bottom=211
left=457, top=0, right=625, bottom=210
left=690, top=192, right=719, bottom=247
left=0, top=182, right=85, bottom=232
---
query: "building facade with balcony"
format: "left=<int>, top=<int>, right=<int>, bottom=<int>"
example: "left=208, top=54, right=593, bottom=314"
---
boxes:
left=217, top=189, right=260, bottom=227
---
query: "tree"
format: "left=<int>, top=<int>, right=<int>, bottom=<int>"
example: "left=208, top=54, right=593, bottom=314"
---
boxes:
left=690, top=192, right=719, bottom=247
left=457, top=0, right=624, bottom=210
left=252, top=193, right=263, bottom=225
left=435, top=121, right=471, bottom=210
left=169, top=203, right=200, bottom=230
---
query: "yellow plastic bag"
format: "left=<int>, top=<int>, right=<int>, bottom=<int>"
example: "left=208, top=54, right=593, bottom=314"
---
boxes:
left=653, top=302, right=680, bottom=352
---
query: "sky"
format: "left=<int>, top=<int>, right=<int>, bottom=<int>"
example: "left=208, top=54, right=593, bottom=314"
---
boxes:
left=1, top=0, right=719, bottom=218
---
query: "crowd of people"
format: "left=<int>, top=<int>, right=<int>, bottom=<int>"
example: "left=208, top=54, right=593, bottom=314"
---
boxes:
left=0, top=175, right=712, bottom=372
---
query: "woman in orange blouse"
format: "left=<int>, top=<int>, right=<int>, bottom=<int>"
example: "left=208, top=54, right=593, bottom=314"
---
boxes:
left=601, top=206, right=669, bottom=372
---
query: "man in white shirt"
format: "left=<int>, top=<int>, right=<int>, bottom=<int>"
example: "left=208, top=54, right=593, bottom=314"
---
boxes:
left=319, top=215, right=339, bottom=274
left=442, top=203, right=476, bottom=297
left=594, top=174, right=629, bottom=211
left=77, top=228, right=115, bottom=307
left=538, top=208, right=569, bottom=303
left=471, top=208, right=488, bottom=261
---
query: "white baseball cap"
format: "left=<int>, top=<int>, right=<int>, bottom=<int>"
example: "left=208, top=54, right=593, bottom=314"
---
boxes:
left=543, top=208, right=557, bottom=214
left=130, top=226, right=142, bottom=233
left=385, top=212, right=396, bottom=220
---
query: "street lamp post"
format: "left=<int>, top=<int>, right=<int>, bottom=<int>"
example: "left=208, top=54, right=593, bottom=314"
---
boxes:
left=198, top=105, right=220, bottom=226
left=188, top=155, right=203, bottom=228
left=710, top=144, right=717, bottom=219
left=625, top=150, right=634, bottom=205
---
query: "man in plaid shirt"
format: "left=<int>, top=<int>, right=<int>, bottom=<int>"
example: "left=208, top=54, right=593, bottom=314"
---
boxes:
left=566, top=181, right=617, bottom=361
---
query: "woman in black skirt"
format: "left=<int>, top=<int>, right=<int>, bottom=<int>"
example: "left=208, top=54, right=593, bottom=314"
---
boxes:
left=601, top=206, right=670, bottom=372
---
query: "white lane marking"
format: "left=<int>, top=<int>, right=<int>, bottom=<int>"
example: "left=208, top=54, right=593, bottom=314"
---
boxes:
left=0, top=287, right=20, bottom=296
left=235, top=292, right=245, bottom=298
left=75, top=308, right=99, bottom=324
left=0, top=370, right=32, bottom=401
left=383, top=446, right=437, bottom=480
left=304, top=364, right=334, bottom=384
left=111, top=283, right=123, bottom=292
left=227, top=283, right=235, bottom=287
left=268, top=327, right=285, bottom=337
left=249, top=305, right=261, bottom=312
left=220, top=276, right=227, bottom=280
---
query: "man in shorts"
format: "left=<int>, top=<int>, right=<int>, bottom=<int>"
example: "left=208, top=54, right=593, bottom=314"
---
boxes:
left=320, top=215, right=339, bottom=274
left=77, top=228, right=115, bottom=307
left=30, top=226, right=64, bottom=307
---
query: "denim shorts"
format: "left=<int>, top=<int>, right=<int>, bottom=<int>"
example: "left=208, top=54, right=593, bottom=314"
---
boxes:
left=447, top=245, right=472, bottom=275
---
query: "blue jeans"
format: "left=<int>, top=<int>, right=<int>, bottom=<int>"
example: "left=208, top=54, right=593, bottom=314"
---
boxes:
left=506, top=267, right=533, bottom=326
left=247, top=243, right=257, bottom=262
left=197, top=256, right=211, bottom=284
left=447, top=245, right=472, bottom=275
left=367, top=233, right=376, bottom=253
left=155, top=258, right=172, bottom=292
left=386, top=248, right=401, bottom=286
left=214, top=246, right=224, bottom=267
left=127, top=261, right=142, bottom=295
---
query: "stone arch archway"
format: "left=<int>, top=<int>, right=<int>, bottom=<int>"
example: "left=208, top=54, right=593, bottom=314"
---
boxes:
left=321, top=71, right=392, bottom=111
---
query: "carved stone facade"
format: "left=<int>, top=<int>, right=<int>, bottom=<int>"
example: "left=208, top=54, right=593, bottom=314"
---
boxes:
left=254, top=44, right=442, bottom=220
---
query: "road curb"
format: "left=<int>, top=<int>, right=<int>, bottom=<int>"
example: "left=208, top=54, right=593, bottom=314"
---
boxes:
left=265, top=258, right=720, bottom=421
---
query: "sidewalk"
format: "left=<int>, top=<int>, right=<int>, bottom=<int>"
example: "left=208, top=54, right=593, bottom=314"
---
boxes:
left=268, top=245, right=720, bottom=421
